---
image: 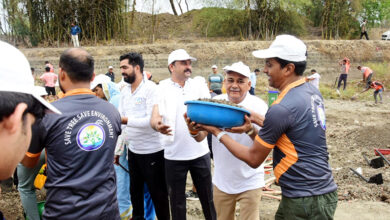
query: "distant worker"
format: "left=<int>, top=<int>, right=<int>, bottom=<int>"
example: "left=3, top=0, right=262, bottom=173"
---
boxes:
left=361, top=81, right=384, bottom=104
left=70, top=23, right=81, bottom=47
left=45, top=61, right=54, bottom=73
left=357, top=65, right=373, bottom=88
left=144, top=70, right=152, bottom=80
left=40, top=66, right=58, bottom=96
left=337, top=57, right=350, bottom=94
left=307, top=69, right=321, bottom=90
left=106, top=66, right=115, bottom=82
left=360, top=19, right=369, bottom=40
left=249, top=69, right=260, bottom=95
left=208, top=65, right=224, bottom=95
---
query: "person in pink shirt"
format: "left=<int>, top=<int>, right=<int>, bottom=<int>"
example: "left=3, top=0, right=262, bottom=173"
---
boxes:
left=45, top=61, right=54, bottom=73
left=40, top=66, right=58, bottom=95
left=357, top=66, right=373, bottom=88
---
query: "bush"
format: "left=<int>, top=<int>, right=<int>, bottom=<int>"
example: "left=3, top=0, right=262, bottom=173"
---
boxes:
left=192, top=7, right=247, bottom=38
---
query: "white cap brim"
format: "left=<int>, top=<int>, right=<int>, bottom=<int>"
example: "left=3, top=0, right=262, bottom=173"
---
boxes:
left=252, top=49, right=279, bottom=59
left=32, top=93, right=61, bottom=114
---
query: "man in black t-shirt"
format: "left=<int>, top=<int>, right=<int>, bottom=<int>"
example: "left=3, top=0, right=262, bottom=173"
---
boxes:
left=22, top=48, right=122, bottom=219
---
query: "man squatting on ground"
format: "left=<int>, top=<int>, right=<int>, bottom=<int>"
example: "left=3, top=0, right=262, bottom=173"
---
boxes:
left=194, top=35, right=338, bottom=219
left=185, top=61, right=268, bottom=219
left=0, top=40, right=60, bottom=180
left=151, top=49, right=217, bottom=220
left=117, top=52, right=170, bottom=220
left=22, top=48, right=122, bottom=219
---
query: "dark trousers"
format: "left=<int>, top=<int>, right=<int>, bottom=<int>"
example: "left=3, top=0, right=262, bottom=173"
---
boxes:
left=165, top=153, right=216, bottom=220
left=249, top=87, right=255, bottom=95
left=365, top=73, right=373, bottom=88
left=360, top=31, right=369, bottom=40
left=337, top=74, right=348, bottom=90
left=45, top=86, right=56, bottom=96
left=128, top=150, right=170, bottom=220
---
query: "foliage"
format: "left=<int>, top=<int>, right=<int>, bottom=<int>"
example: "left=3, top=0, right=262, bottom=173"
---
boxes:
left=359, top=0, right=390, bottom=26
left=3, top=0, right=390, bottom=46
left=2, top=0, right=127, bottom=46
left=193, top=7, right=247, bottom=37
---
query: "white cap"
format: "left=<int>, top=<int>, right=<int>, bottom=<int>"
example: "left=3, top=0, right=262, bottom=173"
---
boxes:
left=90, top=74, right=111, bottom=89
left=223, top=61, right=251, bottom=78
left=252, top=35, right=307, bottom=62
left=33, top=86, right=48, bottom=97
left=108, top=66, right=113, bottom=69
left=211, top=65, right=217, bottom=69
left=168, top=49, right=196, bottom=66
left=0, top=41, right=61, bottom=114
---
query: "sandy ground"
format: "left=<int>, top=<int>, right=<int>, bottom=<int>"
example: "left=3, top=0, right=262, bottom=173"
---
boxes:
left=1, top=98, right=390, bottom=219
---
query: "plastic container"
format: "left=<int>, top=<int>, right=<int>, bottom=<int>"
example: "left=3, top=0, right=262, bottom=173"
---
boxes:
left=185, top=100, right=250, bottom=128
left=268, top=91, right=279, bottom=106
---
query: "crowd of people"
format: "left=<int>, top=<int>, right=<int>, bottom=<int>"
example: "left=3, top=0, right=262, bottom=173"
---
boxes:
left=0, top=33, right=385, bottom=220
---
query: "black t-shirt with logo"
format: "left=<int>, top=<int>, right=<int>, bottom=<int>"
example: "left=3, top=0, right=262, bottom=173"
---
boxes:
left=256, top=79, right=337, bottom=198
left=29, top=94, right=121, bottom=219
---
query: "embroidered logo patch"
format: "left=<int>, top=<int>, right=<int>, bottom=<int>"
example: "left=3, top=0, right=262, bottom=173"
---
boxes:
left=76, top=123, right=105, bottom=151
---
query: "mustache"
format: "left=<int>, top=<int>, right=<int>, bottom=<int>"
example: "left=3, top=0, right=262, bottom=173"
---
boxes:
left=229, top=88, right=240, bottom=92
left=184, top=68, right=192, bottom=73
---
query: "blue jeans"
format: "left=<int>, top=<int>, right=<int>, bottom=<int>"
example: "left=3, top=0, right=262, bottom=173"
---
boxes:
left=114, top=149, right=156, bottom=220
left=17, top=150, right=46, bottom=220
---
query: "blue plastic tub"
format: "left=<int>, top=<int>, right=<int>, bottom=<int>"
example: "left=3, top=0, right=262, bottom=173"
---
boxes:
left=185, top=100, right=250, bottom=128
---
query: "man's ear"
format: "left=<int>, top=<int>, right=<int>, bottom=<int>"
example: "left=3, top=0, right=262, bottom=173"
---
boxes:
left=91, top=72, right=96, bottom=82
left=59, top=68, right=66, bottom=81
left=2, top=103, right=27, bottom=134
left=284, top=63, right=296, bottom=77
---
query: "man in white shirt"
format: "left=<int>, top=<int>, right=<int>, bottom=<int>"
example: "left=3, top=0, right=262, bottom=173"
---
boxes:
left=118, top=52, right=170, bottom=220
left=151, top=49, right=216, bottom=220
left=307, top=69, right=321, bottom=90
left=249, top=68, right=260, bottom=95
left=187, top=62, right=268, bottom=220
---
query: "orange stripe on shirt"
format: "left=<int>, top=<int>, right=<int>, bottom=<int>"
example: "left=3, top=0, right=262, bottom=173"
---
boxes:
left=272, top=78, right=307, bottom=106
left=63, top=88, right=95, bottom=97
left=25, top=152, right=41, bottom=158
left=273, top=134, right=298, bottom=183
left=255, top=135, right=275, bottom=149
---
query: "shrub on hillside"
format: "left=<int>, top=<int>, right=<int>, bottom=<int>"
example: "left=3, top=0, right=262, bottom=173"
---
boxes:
left=193, top=7, right=246, bottom=38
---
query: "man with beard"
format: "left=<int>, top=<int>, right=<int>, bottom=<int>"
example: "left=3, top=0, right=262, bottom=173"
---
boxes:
left=22, top=48, right=122, bottom=219
left=151, top=49, right=216, bottom=220
left=196, top=35, right=338, bottom=220
left=117, top=52, right=169, bottom=220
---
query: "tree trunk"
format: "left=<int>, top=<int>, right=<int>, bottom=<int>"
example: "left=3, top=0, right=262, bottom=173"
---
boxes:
left=169, top=0, right=178, bottom=16
left=176, top=0, right=183, bottom=14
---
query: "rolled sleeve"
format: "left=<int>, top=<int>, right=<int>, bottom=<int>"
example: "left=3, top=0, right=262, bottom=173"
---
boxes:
left=257, top=104, right=292, bottom=146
